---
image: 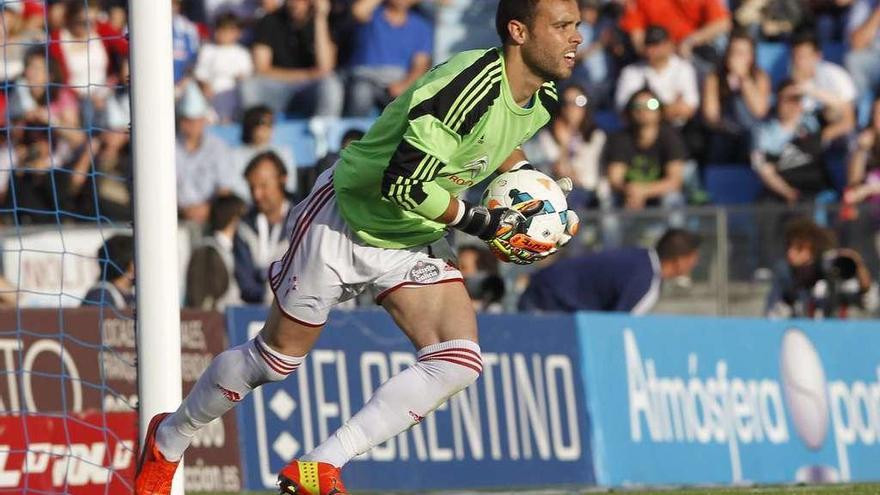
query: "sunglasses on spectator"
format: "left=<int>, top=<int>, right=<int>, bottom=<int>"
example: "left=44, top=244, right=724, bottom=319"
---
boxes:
left=780, top=94, right=802, bottom=103
left=630, top=98, right=660, bottom=111
left=564, top=94, right=588, bottom=108
left=257, top=117, right=274, bottom=126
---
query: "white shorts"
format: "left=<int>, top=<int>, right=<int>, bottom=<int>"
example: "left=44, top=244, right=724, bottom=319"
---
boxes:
left=268, top=168, right=464, bottom=326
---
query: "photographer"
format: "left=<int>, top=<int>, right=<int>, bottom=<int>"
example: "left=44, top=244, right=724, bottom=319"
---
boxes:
left=766, top=217, right=872, bottom=319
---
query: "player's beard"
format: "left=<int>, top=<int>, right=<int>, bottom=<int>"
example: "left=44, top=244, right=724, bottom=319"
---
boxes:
left=522, top=43, right=570, bottom=82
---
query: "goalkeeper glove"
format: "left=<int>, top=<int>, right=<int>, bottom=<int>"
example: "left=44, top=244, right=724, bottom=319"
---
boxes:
left=449, top=199, right=553, bottom=265
left=507, top=164, right=581, bottom=251
left=550, top=174, right=580, bottom=249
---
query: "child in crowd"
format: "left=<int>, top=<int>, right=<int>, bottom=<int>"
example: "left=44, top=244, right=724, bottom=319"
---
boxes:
left=194, top=12, right=253, bottom=122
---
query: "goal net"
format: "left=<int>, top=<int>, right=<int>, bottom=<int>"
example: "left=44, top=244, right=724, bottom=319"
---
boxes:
left=0, top=1, right=138, bottom=492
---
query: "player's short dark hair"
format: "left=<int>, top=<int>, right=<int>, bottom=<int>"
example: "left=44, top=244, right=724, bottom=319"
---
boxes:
left=783, top=217, right=835, bottom=257
left=244, top=150, right=288, bottom=180
left=656, top=229, right=700, bottom=261
left=209, top=194, right=245, bottom=232
left=99, top=234, right=134, bottom=281
left=790, top=28, right=820, bottom=51
left=241, top=105, right=274, bottom=144
left=496, top=0, right=542, bottom=44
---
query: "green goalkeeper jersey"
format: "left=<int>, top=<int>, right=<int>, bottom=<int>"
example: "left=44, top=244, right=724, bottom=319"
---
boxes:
left=333, top=48, right=558, bottom=248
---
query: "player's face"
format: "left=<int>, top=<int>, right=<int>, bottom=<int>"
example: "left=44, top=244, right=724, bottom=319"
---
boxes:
left=521, top=0, right=582, bottom=81
left=247, top=160, right=287, bottom=214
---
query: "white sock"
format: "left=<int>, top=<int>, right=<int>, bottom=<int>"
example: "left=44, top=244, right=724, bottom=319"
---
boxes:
left=156, top=335, right=305, bottom=461
left=301, top=339, right=481, bottom=468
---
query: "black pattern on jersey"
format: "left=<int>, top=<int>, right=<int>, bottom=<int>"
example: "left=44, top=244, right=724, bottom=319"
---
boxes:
left=538, top=81, right=560, bottom=117
left=409, top=49, right=503, bottom=136
left=382, top=50, right=504, bottom=210
left=382, top=139, right=441, bottom=210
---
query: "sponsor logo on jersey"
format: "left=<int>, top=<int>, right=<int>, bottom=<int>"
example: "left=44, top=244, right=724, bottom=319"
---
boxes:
left=445, top=155, right=490, bottom=187
left=447, top=175, right=474, bottom=186
left=408, top=261, right=440, bottom=284
left=462, top=155, right=489, bottom=179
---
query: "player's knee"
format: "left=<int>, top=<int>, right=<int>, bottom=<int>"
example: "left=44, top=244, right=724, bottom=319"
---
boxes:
left=248, top=335, right=306, bottom=384
left=417, top=340, right=482, bottom=392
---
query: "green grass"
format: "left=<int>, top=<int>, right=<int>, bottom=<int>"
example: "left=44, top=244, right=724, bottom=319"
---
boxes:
left=197, top=484, right=880, bottom=495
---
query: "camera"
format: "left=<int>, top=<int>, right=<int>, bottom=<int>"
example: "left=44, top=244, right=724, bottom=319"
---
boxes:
left=813, top=250, right=866, bottom=318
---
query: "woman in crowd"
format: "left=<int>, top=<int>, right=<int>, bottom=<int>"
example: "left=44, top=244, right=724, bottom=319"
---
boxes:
left=536, top=84, right=607, bottom=209
left=9, top=47, right=83, bottom=153
left=702, top=29, right=771, bottom=164
left=844, top=98, right=880, bottom=209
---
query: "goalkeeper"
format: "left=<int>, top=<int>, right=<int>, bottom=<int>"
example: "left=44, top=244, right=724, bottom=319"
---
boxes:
left=136, top=0, right=581, bottom=493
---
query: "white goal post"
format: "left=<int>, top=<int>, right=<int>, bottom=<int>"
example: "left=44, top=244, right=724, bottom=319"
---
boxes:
left=129, top=0, right=185, bottom=493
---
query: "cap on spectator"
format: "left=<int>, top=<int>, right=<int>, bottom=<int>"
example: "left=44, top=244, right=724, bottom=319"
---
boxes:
left=1, top=1, right=23, bottom=13
left=644, top=25, right=669, bottom=45
left=177, top=81, right=210, bottom=119
left=578, top=0, right=602, bottom=8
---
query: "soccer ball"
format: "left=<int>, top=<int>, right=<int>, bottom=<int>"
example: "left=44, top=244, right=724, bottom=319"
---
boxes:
left=480, top=169, right=569, bottom=245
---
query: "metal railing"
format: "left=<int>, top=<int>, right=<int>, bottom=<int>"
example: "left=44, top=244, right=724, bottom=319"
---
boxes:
left=497, top=202, right=880, bottom=319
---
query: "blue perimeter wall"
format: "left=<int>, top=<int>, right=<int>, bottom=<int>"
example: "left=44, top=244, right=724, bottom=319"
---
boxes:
left=226, top=308, right=880, bottom=490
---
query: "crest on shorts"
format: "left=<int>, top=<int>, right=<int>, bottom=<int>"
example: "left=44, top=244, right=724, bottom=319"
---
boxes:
left=408, top=261, right=441, bottom=284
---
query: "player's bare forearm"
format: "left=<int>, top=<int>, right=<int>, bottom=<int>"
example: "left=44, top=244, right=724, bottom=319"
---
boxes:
left=497, top=147, right=528, bottom=173
left=436, top=196, right=460, bottom=224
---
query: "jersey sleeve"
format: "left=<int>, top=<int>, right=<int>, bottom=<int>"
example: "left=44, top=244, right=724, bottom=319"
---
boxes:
left=381, top=49, right=503, bottom=220
left=381, top=116, right=460, bottom=220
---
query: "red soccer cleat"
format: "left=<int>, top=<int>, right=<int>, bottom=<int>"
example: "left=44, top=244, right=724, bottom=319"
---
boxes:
left=134, top=412, right=181, bottom=495
left=277, top=460, right=348, bottom=495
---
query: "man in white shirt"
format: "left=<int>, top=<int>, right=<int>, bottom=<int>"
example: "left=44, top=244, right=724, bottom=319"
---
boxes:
left=614, top=25, right=699, bottom=127
left=790, top=30, right=857, bottom=145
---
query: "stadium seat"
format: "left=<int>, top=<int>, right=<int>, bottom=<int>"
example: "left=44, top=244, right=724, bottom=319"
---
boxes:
left=594, top=110, right=623, bottom=133
left=825, top=154, right=848, bottom=192
left=274, top=120, right=317, bottom=167
left=822, top=42, right=846, bottom=66
left=209, top=120, right=318, bottom=168
left=308, top=117, right=376, bottom=157
left=756, top=42, right=790, bottom=86
left=704, top=163, right=763, bottom=204
left=207, top=123, right=240, bottom=146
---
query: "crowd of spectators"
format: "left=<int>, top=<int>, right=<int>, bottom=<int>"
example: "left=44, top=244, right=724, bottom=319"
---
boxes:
left=4, top=0, right=880, bottom=316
